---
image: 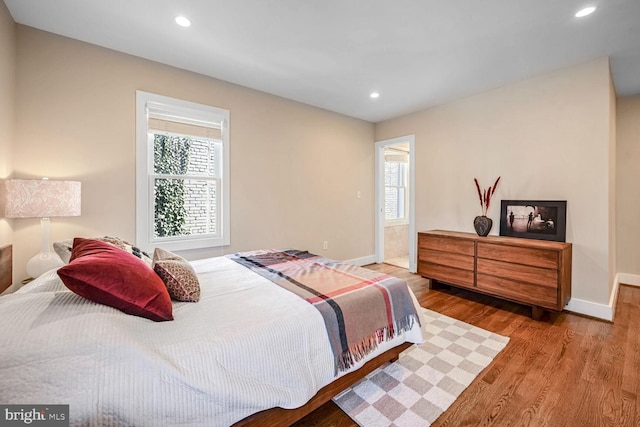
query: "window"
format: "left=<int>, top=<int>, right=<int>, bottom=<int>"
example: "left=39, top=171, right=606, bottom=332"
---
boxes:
left=384, top=149, right=408, bottom=223
left=136, top=91, right=229, bottom=251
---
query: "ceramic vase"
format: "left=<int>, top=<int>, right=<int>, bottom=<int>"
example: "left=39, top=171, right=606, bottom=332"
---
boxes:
left=473, top=215, right=492, bottom=236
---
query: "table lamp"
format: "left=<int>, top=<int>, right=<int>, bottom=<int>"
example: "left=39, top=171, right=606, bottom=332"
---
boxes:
left=5, top=178, right=81, bottom=277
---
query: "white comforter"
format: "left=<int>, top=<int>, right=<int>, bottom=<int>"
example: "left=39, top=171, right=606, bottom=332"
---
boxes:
left=0, top=256, right=423, bottom=426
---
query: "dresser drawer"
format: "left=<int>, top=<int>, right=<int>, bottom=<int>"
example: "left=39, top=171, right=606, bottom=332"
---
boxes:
left=477, top=258, right=558, bottom=289
left=418, top=261, right=475, bottom=288
left=419, top=235, right=474, bottom=256
left=418, top=248, right=474, bottom=271
left=477, top=242, right=558, bottom=269
left=477, top=273, right=558, bottom=310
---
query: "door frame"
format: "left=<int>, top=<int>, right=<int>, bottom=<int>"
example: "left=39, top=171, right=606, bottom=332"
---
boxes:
left=374, top=135, right=416, bottom=272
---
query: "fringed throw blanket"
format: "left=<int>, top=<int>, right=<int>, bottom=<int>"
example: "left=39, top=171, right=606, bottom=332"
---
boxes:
left=229, top=249, right=421, bottom=374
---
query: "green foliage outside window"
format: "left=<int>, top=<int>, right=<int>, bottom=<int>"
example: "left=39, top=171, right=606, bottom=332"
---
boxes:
left=153, top=134, right=192, bottom=238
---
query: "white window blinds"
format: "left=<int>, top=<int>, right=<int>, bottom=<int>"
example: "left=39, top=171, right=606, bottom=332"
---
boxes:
left=147, top=101, right=224, bottom=140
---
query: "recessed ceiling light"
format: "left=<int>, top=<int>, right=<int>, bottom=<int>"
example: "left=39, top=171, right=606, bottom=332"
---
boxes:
left=175, top=16, right=191, bottom=27
left=370, top=92, right=380, bottom=99
left=575, top=6, right=597, bottom=18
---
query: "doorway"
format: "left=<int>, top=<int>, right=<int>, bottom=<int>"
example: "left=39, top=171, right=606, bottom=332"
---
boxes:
left=375, top=135, right=415, bottom=272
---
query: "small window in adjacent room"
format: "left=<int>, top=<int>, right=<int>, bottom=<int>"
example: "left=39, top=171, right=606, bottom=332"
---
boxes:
left=136, top=91, right=230, bottom=251
left=384, top=149, right=408, bottom=224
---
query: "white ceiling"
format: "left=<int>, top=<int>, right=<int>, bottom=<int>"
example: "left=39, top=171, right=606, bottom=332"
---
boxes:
left=5, top=0, right=640, bottom=122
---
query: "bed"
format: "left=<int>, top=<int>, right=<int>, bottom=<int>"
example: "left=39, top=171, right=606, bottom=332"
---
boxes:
left=0, top=240, right=424, bottom=426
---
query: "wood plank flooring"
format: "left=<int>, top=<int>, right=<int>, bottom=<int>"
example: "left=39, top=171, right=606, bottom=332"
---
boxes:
left=293, top=263, right=640, bottom=427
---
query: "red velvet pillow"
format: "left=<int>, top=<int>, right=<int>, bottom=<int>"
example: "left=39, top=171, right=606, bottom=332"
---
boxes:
left=57, top=238, right=173, bottom=322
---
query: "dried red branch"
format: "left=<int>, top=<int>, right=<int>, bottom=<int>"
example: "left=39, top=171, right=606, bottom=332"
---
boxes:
left=474, top=176, right=501, bottom=216
left=491, top=176, right=501, bottom=196
left=474, top=178, right=483, bottom=209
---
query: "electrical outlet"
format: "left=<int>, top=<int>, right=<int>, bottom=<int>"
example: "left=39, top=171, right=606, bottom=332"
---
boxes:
left=323, top=241, right=328, bottom=250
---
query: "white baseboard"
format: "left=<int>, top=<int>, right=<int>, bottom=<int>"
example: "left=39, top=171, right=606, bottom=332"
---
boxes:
left=564, top=274, right=617, bottom=322
left=564, top=298, right=614, bottom=322
left=618, top=273, right=640, bottom=287
left=344, top=255, right=376, bottom=266
left=563, top=272, right=640, bottom=322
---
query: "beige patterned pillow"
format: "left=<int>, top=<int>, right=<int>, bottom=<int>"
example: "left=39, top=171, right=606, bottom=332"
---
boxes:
left=152, top=248, right=200, bottom=302
left=153, top=247, right=184, bottom=262
left=54, top=236, right=153, bottom=267
left=101, top=236, right=153, bottom=267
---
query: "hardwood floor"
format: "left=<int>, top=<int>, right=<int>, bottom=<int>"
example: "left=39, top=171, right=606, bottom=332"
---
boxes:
left=293, top=263, right=640, bottom=427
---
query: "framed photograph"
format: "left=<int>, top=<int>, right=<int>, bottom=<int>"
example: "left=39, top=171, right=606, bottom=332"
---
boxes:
left=499, top=200, right=567, bottom=242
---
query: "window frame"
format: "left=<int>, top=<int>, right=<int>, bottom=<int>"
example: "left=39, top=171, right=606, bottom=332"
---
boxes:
left=136, top=91, right=230, bottom=252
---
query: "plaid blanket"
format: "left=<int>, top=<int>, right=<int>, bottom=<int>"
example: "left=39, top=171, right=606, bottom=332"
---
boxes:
left=229, top=249, right=421, bottom=374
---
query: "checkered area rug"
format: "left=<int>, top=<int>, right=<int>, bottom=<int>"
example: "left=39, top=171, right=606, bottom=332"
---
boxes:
left=333, top=308, right=509, bottom=426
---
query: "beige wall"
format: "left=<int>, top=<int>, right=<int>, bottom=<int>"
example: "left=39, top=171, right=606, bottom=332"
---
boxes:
left=12, top=26, right=375, bottom=281
left=376, top=58, right=614, bottom=306
left=616, top=96, right=640, bottom=276
left=0, top=1, right=15, bottom=252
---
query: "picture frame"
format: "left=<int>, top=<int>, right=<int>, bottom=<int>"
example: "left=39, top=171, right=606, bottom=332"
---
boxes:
left=499, top=200, right=567, bottom=242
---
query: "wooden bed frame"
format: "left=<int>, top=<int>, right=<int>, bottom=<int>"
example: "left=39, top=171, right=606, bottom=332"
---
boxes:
left=233, top=341, right=412, bottom=426
left=0, top=245, right=11, bottom=294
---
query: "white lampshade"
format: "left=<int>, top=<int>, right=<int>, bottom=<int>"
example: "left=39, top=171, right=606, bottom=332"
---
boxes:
left=5, top=179, right=81, bottom=218
left=5, top=178, right=81, bottom=278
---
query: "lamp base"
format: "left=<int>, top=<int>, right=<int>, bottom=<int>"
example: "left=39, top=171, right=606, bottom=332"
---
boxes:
left=26, top=251, right=64, bottom=278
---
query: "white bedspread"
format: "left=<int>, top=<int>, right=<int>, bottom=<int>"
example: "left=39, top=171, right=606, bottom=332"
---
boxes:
left=0, top=256, right=423, bottom=426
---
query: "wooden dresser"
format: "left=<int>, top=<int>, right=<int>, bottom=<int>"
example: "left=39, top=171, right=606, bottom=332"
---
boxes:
left=417, top=230, right=571, bottom=319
